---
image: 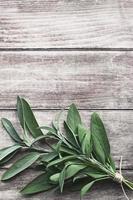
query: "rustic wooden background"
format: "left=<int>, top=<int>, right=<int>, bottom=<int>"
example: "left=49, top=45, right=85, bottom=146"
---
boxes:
left=0, top=0, right=133, bottom=199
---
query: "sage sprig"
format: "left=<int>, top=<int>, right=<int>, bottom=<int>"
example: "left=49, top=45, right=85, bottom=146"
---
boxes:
left=0, top=97, right=132, bottom=199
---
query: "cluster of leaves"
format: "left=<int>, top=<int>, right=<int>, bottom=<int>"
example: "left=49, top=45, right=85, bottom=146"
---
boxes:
left=0, top=97, right=133, bottom=198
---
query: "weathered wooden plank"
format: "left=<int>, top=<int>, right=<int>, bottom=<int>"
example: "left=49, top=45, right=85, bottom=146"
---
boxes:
left=0, top=110, right=133, bottom=169
left=0, top=169, right=132, bottom=200
left=0, top=51, right=133, bottom=109
left=0, top=0, right=133, bottom=48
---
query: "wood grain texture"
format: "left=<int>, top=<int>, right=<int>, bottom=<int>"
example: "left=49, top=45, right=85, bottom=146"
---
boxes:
left=0, top=51, right=133, bottom=109
left=0, top=110, right=133, bottom=169
left=0, top=0, right=133, bottom=48
left=0, top=169, right=133, bottom=200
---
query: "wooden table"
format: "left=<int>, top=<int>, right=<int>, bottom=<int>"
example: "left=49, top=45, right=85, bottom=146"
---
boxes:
left=0, top=0, right=133, bottom=199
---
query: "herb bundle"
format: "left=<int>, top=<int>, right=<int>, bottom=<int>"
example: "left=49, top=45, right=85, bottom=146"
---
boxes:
left=0, top=97, right=133, bottom=199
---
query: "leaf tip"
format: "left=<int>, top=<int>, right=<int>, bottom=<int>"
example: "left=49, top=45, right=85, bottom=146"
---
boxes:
left=91, top=112, right=99, bottom=118
left=20, top=188, right=30, bottom=196
left=1, top=173, right=7, bottom=181
left=69, top=103, right=77, bottom=110
left=1, top=118, right=6, bottom=124
left=17, top=95, right=21, bottom=101
left=20, top=188, right=26, bottom=195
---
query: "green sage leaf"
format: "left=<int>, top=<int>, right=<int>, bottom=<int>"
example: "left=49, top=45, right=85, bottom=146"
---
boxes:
left=41, top=152, right=58, bottom=163
left=80, top=181, right=95, bottom=197
left=108, top=155, right=116, bottom=172
left=1, top=152, right=40, bottom=180
left=50, top=173, right=60, bottom=183
left=91, top=112, right=110, bottom=164
left=47, top=155, right=75, bottom=168
left=74, top=166, right=107, bottom=181
left=59, top=166, right=66, bottom=193
left=60, top=146, right=78, bottom=155
left=17, top=97, right=43, bottom=138
left=65, top=164, right=86, bottom=179
left=64, top=121, right=79, bottom=148
left=21, top=172, right=55, bottom=195
left=17, top=96, right=25, bottom=128
left=86, top=167, right=108, bottom=179
left=0, top=144, right=21, bottom=161
left=67, top=104, right=81, bottom=134
left=78, top=124, right=92, bottom=155
left=39, top=126, right=57, bottom=134
left=81, top=177, right=109, bottom=197
left=0, top=150, right=18, bottom=166
left=52, top=111, right=63, bottom=131
left=1, top=118, right=23, bottom=143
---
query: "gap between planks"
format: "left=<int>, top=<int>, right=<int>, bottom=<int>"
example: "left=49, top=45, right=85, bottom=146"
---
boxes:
left=0, top=48, right=133, bottom=52
left=1, top=108, right=133, bottom=111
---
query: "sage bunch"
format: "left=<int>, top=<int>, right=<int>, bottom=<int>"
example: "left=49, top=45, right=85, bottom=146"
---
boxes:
left=0, top=97, right=132, bottom=199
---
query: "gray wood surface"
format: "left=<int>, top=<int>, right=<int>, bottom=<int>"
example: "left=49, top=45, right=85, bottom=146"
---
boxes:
left=0, top=51, right=133, bottom=109
left=0, top=0, right=133, bottom=48
left=0, top=0, right=133, bottom=199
